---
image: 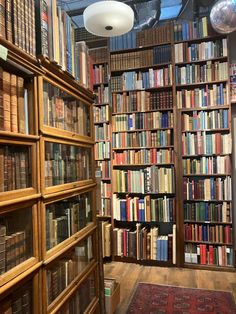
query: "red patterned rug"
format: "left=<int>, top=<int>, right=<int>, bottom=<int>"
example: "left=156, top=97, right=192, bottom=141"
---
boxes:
left=127, top=283, right=236, bottom=313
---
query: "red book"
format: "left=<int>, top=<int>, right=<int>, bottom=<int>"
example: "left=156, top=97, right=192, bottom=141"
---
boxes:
left=123, top=229, right=127, bottom=257
left=209, top=245, right=214, bottom=265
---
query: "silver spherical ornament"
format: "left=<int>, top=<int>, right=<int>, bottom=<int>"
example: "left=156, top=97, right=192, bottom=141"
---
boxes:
left=210, top=0, right=236, bottom=34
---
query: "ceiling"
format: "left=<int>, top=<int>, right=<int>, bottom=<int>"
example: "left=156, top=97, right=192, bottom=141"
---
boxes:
left=58, top=0, right=184, bottom=28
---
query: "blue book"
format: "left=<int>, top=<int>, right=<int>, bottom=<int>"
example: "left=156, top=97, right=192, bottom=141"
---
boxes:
left=157, top=238, right=161, bottom=261
left=120, top=200, right=127, bottom=221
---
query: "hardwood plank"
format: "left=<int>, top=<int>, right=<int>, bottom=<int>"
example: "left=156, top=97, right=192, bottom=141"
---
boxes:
left=104, top=262, right=236, bottom=313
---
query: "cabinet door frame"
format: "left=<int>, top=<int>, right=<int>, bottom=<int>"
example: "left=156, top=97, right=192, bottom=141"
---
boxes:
left=0, top=138, right=38, bottom=203
left=38, top=76, right=94, bottom=144
left=41, top=186, right=97, bottom=261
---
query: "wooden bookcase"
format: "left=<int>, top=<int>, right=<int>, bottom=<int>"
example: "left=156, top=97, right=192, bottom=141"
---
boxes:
left=89, top=46, right=113, bottom=261
left=110, top=24, right=177, bottom=266
left=0, top=2, right=101, bottom=311
left=108, top=18, right=235, bottom=270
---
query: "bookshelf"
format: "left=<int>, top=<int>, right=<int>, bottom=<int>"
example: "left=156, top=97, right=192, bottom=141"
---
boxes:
left=173, top=19, right=234, bottom=269
left=89, top=46, right=113, bottom=260
left=110, top=25, right=177, bottom=265
left=0, top=1, right=101, bottom=311
left=107, top=18, right=235, bottom=270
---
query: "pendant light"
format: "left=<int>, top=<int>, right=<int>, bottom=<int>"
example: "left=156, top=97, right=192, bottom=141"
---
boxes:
left=83, top=0, right=134, bottom=37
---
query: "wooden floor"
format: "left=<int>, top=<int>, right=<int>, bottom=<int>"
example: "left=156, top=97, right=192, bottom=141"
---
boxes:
left=104, top=262, right=236, bottom=313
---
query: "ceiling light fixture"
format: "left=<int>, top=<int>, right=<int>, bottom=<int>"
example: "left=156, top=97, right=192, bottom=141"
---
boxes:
left=83, top=0, right=134, bottom=37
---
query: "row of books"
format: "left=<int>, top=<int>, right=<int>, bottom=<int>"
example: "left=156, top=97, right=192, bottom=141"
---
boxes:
left=184, top=243, right=233, bottom=266
left=45, top=193, right=92, bottom=250
left=112, top=130, right=173, bottom=148
left=101, top=182, right=111, bottom=198
left=95, top=123, right=111, bottom=141
left=110, top=30, right=137, bottom=51
left=94, top=142, right=110, bottom=160
left=93, top=64, right=109, bottom=85
left=174, top=39, right=228, bottom=63
left=176, top=84, right=228, bottom=108
left=113, top=148, right=174, bottom=165
left=112, top=112, right=173, bottom=131
left=182, top=109, right=229, bottom=131
left=110, top=45, right=171, bottom=71
left=175, top=61, right=228, bottom=85
left=111, top=67, right=173, bottom=92
left=184, top=201, right=232, bottom=223
left=43, top=85, right=90, bottom=136
left=183, top=177, right=232, bottom=201
left=184, top=223, right=232, bottom=244
left=0, top=69, right=28, bottom=134
left=136, top=23, right=172, bottom=47
left=109, top=24, right=172, bottom=51
left=94, top=86, right=109, bottom=104
left=112, top=90, right=173, bottom=113
left=1, top=0, right=35, bottom=55
left=173, top=17, right=209, bottom=42
left=0, top=146, right=30, bottom=192
left=93, top=106, right=110, bottom=123
left=182, top=132, right=232, bottom=156
left=90, top=47, right=108, bottom=64
left=110, top=49, right=153, bottom=71
left=47, top=237, right=93, bottom=304
left=112, top=195, right=175, bottom=222
left=101, top=221, right=112, bottom=257
left=230, top=63, right=236, bottom=101
left=58, top=274, right=95, bottom=314
left=113, top=224, right=176, bottom=263
left=40, top=2, right=88, bottom=82
left=182, top=156, right=231, bottom=175
left=0, top=284, right=31, bottom=313
left=44, top=143, right=91, bottom=187
left=0, top=226, right=27, bottom=275
left=113, top=166, right=175, bottom=194
left=98, top=160, right=111, bottom=179
left=99, top=198, right=111, bottom=217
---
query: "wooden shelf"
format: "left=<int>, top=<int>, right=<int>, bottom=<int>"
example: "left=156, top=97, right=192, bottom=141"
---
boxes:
left=183, top=173, right=231, bottom=177
left=113, top=163, right=174, bottom=167
left=184, top=199, right=232, bottom=202
left=180, top=105, right=230, bottom=112
left=175, top=56, right=227, bottom=66
left=113, top=127, right=173, bottom=133
left=112, top=146, right=174, bottom=150
left=176, top=79, right=228, bottom=88
left=112, top=86, right=172, bottom=93
left=0, top=131, right=40, bottom=140
left=110, top=41, right=171, bottom=54
left=113, top=192, right=175, bottom=196
left=95, top=139, right=110, bottom=143
left=111, top=62, right=171, bottom=73
left=114, top=255, right=175, bottom=267
left=184, top=240, right=233, bottom=246
left=101, top=177, right=111, bottom=181
left=182, top=128, right=230, bottom=133
left=184, top=220, right=232, bottom=225
left=174, top=33, right=226, bottom=44
left=182, top=153, right=230, bottom=158
left=112, top=108, right=173, bottom=115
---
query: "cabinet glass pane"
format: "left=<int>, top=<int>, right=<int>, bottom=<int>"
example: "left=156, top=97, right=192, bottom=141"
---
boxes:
left=0, top=207, right=33, bottom=275
left=43, top=81, right=91, bottom=137
left=0, top=70, right=31, bottom=135
left=46, top=192, right=93, bottom=250
left=57, top=271, right=96, bottom=314
left=0, top=281, right=32, bottom=312
left=0, top=144, right=32, bottom=192
left=46, top=236, right=93, bottom=305
left=45, top=142, right=92, bottom=187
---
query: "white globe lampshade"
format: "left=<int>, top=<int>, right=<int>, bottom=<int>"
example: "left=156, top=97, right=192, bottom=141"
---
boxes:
left=83, top=1, right=134, bottom=37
